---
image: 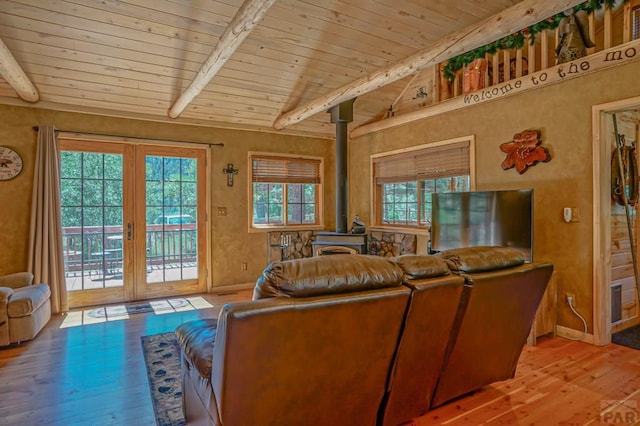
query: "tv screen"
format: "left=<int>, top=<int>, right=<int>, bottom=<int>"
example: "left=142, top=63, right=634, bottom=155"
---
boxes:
left=431, top=189, right=533, bottom=262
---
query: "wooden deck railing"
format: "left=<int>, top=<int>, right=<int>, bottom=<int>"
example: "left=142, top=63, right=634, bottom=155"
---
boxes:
left=62, top=225, right=197, bottom=273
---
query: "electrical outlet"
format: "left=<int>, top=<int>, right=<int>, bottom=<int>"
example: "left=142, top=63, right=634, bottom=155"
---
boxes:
left=217, top=207, right=227, bottom=216
left=565, top=292, right=576, bottom=305
left=241, top=262, right=247, bottom=271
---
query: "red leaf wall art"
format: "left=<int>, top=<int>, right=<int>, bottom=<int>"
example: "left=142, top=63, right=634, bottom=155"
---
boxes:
left=500, top=130, right=551, bottom=174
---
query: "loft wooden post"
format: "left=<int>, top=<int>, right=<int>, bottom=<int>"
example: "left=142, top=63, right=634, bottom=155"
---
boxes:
left=541, top=30, right=549, bottom=69
left=168, top=0, right=276, bottom=119
left=272, top=0, right=583, bottom=130
left=503, top=50, right=511, bottom=80
left=453, top=71, right=461, bottom=97
left=604, top=6, right=613, bottom=49
left=428, top=66, right=437, bottom=107
left=516, top=48, right=523, bottom=78
left=623, top=2, right=632, bottom=43
left=0, top=36, right=39, bottom=102
left=527, top=41, right=537, bottom=74
left=437, top=63, right=447, bottom=101
left=587, top=12, right=596, bottom=55
left=554, top=27, right=560, bottom=66
left=492, top=52, right=500, bottom=84
left=484, top=52, right=490, bottom=87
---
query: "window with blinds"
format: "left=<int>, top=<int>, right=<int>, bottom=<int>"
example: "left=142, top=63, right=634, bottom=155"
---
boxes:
left=372, top=139, right=474, bottom=227
left=249, top=154, right=323, bottom=228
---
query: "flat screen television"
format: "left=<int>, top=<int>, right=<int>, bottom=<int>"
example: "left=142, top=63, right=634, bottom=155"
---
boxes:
left=430, top=189, right=533, bottom=262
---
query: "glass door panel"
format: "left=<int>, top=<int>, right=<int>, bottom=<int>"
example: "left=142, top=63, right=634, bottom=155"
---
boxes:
left=60, top=141, right=132, bottom=307
left=145, top=156, right=198, bottom=283
left=136, top=146, right=207, bottom=299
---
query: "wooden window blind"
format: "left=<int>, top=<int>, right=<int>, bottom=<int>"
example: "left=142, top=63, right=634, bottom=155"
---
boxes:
left=252, top=155, right=321, bottom=184
left=373, top=141, right=470, bottom=184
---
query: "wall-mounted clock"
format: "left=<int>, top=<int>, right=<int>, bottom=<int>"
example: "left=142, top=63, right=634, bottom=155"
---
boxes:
left=0, top=146, right=23, bottom=181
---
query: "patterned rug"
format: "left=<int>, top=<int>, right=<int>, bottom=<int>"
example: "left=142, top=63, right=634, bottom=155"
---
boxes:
left=612, top=324, right=640, bottom=350
left=141, top=332, right=186, bottom=426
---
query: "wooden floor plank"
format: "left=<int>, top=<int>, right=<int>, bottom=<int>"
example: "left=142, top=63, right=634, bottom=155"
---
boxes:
left=418, top=340, right=640, bottom=425
left=1, top=289, right=639, bottom=425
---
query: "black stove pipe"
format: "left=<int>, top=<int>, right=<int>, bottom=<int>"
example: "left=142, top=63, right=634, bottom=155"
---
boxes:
left=335, top=120, right=348, bottom=233
left=329, top=99, right=355, bottom=234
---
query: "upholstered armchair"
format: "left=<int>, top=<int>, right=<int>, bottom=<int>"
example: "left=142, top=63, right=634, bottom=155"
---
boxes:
left=0, top=272, right=51, bottom=346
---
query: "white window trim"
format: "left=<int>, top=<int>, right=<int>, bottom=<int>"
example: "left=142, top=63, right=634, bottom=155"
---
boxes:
left=369, top=135, right=476, bottom=230
left=248, top=151, right=324, bottom=232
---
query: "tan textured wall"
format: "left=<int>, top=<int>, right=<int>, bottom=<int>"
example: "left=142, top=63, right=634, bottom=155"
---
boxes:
left=0, top=105, right=334, bottom=287
left=349, top=60, right=640, bottom=332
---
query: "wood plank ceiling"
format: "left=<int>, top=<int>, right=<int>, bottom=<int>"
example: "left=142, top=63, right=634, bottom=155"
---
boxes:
left=0, top=0, right=524, bottom=139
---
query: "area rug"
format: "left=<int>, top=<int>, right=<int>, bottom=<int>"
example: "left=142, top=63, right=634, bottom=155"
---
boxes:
left=141, top=332, right=186, bottom=426
left=612, top=324, right=640, bottom=350
left=89, top=298, right=191, bottom=319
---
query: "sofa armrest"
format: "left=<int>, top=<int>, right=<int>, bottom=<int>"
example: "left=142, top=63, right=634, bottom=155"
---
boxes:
left=0, top=287, right=14, bottom=305
left=0, top=272, right=34, bottom=289
left=0, top=286, right=12, bottom=345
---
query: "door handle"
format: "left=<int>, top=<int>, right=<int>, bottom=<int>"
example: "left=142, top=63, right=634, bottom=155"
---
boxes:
left=127, top=223, right=133, bottom=240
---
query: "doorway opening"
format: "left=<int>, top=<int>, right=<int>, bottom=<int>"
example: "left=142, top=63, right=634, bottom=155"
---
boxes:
left=593, top=96, right=640, bottom=345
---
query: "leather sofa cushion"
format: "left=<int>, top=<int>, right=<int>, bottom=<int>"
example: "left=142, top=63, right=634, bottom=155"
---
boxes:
left=394, top=255, right=450, bottom=280
left=7, top=284, right=51, bottom=318
left=439, top=246, right=524, bottom=273
left=175, top=318, right=218, bottom=379
left=253, top=254, right=404, bottom=299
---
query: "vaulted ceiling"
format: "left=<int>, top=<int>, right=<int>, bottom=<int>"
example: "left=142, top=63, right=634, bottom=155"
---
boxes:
left=0, top=0, right=574, bottom=139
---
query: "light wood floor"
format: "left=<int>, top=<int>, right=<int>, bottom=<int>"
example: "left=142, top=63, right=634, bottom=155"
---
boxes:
left=1, top=291, right=639, bottom=426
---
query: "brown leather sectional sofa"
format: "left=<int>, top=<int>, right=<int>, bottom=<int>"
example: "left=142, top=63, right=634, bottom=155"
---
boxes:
left=176, top=246, right=553, bottom=426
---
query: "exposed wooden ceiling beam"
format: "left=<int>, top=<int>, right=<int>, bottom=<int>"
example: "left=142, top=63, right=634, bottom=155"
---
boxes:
left=0, top=36, right=39, bottom=103
left=272, top=0, right=582, bottom=130
left=168, top=0, right=277, bottom=119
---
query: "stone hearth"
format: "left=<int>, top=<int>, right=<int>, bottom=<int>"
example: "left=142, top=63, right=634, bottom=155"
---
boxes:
left=267, top=231, right=315, bottom=262
left=368, top=232, right=417, bottom=257
left=267, top=230, right=421, bottom=263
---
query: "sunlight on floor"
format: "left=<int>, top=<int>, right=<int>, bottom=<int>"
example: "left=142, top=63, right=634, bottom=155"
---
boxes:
left=59, top=296, right=215, bottom=328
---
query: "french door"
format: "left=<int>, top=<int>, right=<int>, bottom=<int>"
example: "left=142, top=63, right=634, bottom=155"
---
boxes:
left=59, top=139, right=207, bottom=308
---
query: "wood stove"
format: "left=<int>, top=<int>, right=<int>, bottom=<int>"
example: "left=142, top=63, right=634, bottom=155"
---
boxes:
left=312, top=232, right=367, bottom=256
left=311, top=99, right=368, bottom=256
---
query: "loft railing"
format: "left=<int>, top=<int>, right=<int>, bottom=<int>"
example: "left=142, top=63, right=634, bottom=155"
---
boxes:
left=440, top=2, right=639, bottom=101
left=352, top=1, right=640, bottom=138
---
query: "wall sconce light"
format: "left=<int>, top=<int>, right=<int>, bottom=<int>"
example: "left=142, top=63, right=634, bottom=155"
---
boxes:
left=222, top=163, right=239, bottom=187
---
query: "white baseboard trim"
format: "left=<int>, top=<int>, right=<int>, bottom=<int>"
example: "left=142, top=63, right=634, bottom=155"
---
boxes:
left=556, top=325, right=595, bottom=344
left=209, top=283, right=254, bottom=294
